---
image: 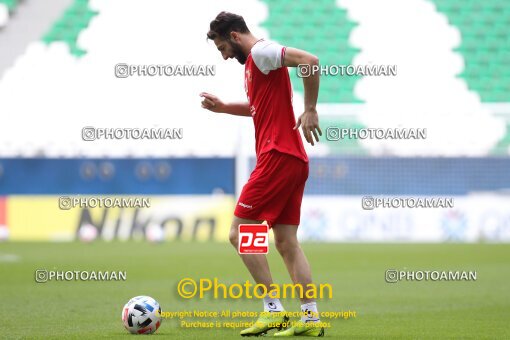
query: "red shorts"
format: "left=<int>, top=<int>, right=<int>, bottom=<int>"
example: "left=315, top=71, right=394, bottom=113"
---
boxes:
left=234, top=150, right=309, bottom=226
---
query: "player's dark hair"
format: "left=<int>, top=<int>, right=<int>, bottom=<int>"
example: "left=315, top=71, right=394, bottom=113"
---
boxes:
left=207, top=11, right=250, bottom=41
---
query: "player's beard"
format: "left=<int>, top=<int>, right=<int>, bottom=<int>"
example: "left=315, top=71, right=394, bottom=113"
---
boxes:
left=230, top=41, right=247, bottom=65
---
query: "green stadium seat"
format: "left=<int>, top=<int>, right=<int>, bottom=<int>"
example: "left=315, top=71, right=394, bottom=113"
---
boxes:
left=0, top=0, right=17, bottom=11
left=265, top=0, right=510, bottom=104
left=433, top=0, right=510, bottom=102
left=41, top=0, right=97, bottom=57
left=261, top=0, right=360, bottom=103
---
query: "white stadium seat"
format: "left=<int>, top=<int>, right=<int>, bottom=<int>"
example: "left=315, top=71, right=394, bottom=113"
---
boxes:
left=0, top=0, right=507, bottom=156
left=0, top=4, right=8, bottom=28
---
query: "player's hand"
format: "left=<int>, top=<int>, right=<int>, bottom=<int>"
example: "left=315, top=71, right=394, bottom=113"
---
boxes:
left=294, top=108, right=322, bottom=146
left=200, top=92, right=225, bottom=113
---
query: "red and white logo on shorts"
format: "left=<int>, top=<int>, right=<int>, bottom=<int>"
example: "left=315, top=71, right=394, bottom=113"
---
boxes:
left=238, top=224, right=269, bottom=254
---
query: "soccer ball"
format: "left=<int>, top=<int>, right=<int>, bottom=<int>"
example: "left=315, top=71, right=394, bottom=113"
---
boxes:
left=121, top=296, right=162, bottom=334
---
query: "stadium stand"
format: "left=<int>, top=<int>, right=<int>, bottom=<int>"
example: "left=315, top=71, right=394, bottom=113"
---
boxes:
left=320, top=116, right=367, bottom=155
left=433, top=0, right=510, bottom=103
left=0, top=0, right=17, bottom=10
left=0, top=4, right=7, bottom=28
left=0, top=0, right=508, bottom=157
left=493, top=122, right=510, bottom=154
left=0, top=0, right=15, bottom=28
left=261, top=0, right=361, bottom=103
left=42, top=0, right=98, bottom=56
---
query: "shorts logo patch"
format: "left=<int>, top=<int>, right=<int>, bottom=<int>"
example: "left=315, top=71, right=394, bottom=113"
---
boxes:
left=238, top=224, right=269, bottom=254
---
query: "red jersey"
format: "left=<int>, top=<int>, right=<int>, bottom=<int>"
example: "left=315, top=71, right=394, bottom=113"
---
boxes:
left=244, top=39, right=308, bottom=163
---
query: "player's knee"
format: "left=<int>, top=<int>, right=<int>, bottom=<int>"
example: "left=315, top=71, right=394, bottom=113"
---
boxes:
left=275, top=237, right=297, bottom=256
left=228, top=226, right=238, bottom=247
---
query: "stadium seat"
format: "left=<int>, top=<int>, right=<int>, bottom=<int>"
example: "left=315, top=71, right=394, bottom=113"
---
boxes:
left=261, top=0, right=361, bottom=103
left=0, top=0, right=19, bottom=28
left=0, top=0, right=17, bottom=11
left=0, top=3, right=8, bottom=27
left=0, top=0, right=508, bottom=157
left=42, top=0, right=98, bottom=57
left=432, top=0, right=510, bottom=102
left=493, top=122, right=510, bottom=154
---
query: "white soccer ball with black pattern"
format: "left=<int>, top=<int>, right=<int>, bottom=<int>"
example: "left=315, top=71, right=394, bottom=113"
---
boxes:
left=121, top=296, right=162, bottom=334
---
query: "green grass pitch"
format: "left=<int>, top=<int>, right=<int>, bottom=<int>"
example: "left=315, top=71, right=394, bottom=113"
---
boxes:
left=1, top=242, right=509, bottom=339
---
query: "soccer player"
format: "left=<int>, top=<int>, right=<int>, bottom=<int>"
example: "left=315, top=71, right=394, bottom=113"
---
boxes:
left=201, top=12, right=323, bottom=337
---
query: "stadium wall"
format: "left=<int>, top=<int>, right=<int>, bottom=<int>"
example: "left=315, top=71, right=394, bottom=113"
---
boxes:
left=0, top=158, right=235, bottom=242
left=1, top=157, right=510, bottom=242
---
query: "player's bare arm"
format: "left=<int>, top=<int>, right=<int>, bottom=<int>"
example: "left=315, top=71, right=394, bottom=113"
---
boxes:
left=200, top=92, right=251, bottom=116
left=284, top=47, right=322, bottom=146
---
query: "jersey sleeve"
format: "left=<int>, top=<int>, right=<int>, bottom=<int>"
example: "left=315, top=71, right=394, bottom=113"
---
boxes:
left=251, top=41, right=286, bottom=75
